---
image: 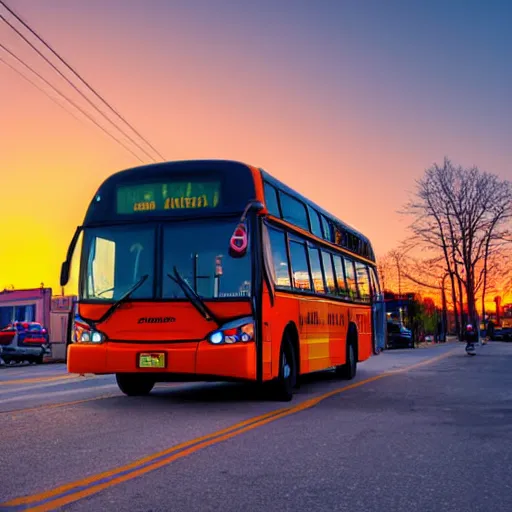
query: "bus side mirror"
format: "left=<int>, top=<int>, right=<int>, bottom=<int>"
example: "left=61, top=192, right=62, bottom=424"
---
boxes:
left=60, top=226, right=83, bottom=287
left=60, top=261, right=70, bottom=287
left=228, top=200, right=264, bottom=258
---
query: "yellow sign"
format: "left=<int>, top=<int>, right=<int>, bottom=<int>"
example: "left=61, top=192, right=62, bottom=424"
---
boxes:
left=164, top=195, right=210, bottom=209
left=138, top=352, right=165, bottom=368
left=133, top=201, right=156, bottom=212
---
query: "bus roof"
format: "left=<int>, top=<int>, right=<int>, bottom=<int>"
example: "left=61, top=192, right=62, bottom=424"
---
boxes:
left=82, top=159, right=256, bottom=226
left=260, top=169, right=375, bottom=261
left=82, top=159, right=375, bottom=262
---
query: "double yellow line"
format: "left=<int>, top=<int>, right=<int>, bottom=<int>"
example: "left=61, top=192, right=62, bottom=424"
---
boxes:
left=1, top=348, right=456, bottom=511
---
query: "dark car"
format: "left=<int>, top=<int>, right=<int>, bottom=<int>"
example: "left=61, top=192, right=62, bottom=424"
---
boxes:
left=0, top=321, right=50, bottom=364
left=386, top=321, right=414, bottom=349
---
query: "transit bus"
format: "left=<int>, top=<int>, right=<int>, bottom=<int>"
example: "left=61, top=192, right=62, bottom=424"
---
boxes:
left=60, top=160, right=386, bottom=401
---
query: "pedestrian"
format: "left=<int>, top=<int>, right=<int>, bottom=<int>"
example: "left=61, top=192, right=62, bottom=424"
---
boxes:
left=465, top=324, right=477, bottom=355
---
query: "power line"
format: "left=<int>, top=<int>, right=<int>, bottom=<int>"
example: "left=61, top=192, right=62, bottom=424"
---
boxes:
left=0, top=42, right=144, bottom=163
left=0, top=13, right=158, bottom=163
left=0, top=0, right=166, bottom=162
left=0, top=53, right=84, bottom=125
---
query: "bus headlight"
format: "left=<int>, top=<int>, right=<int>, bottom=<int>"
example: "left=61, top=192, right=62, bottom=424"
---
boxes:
left=207, top=316, right=254, bottom=345
left=74, top=314, right=106, bottom=344
left=80, top=330, right=106, bottom=343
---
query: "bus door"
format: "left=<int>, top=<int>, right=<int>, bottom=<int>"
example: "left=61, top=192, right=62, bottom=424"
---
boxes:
left=369, top=267, right=386, bottom=354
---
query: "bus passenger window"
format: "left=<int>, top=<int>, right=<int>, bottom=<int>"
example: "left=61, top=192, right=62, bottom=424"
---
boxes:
left=308, top=207, right=323, bottom=238
left=332, top=255, right=348, bottom=298
left=321, top=216, right=334, bottom=243
left=264, top=183, right=281, bottom=217
left=279, top=192, right=309, bottom=232
left=321, top=251, right=336, bottom=294
left=266, top=227, right=291, bottom=288
left=289, top=241, right=312, bottom=291
left=308, top=247, right=325, bottom=294
left=355, top=262, right=371, bottom=303
left=343, top=257, right=358, bottom=299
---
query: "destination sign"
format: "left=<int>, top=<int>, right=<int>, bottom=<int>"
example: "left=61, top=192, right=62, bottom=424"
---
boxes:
left=116, top=181, right=221, bottom=214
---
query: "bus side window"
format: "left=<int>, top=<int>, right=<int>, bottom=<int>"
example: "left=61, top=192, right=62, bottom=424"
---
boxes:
left=321, top=251, right=336, bottom=295
left=308, top=246, right=325, bottom=294
left=279, top=192, right=310, bottom=232
left=264, top=182, right=281, bottom=218
left=266, top=227, right=291, bottom=288
left=343, top=257, right=358, bottom=300
left=369, top=267, right=381, bottom=297
left=332, top=255, right=349, bottom=298
left=355, top=262, right=371, bottom=303
left=288, top=240, right=312, bottom=291
left=308, top=207, right=323, bottom=239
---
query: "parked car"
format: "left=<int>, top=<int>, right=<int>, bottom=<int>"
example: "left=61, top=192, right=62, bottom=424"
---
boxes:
left=386, top=321, right=414, bottom=349
left=0, top=321, right=50, bottom=364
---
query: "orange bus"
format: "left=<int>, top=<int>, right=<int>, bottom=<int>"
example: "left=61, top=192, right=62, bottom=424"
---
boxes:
left=60, top=160, right=386, bottom=401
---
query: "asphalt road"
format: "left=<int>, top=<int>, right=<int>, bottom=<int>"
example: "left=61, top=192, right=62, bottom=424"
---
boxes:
left=1, top=341, right=511, bottom=512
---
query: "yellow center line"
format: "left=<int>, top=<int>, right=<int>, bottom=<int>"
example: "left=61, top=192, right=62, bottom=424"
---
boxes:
left=0, top=374, right=78, bottom=386
left=2, top=348, right=457, bottom=511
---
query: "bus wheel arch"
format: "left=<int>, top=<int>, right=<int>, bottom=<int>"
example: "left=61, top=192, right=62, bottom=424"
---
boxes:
left=336, top=322, right=358, bottom=380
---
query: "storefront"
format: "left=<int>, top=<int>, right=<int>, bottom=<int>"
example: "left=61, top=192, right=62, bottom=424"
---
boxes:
left=0, top=287, right=52, bottom=329
left=0, top=288, right=76, bottom=361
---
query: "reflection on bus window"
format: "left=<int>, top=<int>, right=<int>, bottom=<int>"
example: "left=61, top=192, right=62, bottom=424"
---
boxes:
left=308, top=247, right=325, bottom=294
left=267, top=227, right=291, bottom=288
left=83, top=226, right=155, bottom=300
left=343, top=257, right=358, bottom=299
left=355, top=262, right=371, bottom=303
left=162, top=220, right=251, bottom=299
left=332, top=255, right=348, bottom=298
left=289, top=241, right=312, bottom=291
left=321, top=251, right=336, bottom=294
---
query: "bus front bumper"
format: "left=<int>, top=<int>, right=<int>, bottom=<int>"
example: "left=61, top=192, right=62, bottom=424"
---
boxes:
left=67, top=341, right=257, bottom=381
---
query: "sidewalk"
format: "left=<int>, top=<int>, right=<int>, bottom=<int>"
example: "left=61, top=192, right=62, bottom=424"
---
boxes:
left=415, top=335, right=459, bottom=349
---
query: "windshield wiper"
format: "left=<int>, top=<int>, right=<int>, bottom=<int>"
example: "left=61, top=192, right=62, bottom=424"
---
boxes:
left=167, top=266, right=219, bottom=325
left=96, top=274, right=149, bottom=324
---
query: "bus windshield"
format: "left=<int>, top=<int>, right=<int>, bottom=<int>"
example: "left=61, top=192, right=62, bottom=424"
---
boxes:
left=81, top=220, right=251, bottom=301
left=162, top=220, right=251, bottom=299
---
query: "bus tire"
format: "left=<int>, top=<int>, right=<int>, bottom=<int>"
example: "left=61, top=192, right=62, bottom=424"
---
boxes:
left=116, top=373, right=155, bottom=396
left=271, top=333, right=297, bottom=402
left=335, top=335, right=357, bottom=380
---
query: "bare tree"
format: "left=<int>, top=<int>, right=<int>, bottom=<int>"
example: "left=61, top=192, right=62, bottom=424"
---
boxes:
left=403, top=157, right=512, bottom=337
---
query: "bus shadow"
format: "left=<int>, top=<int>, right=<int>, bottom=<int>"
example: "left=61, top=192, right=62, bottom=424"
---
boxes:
left=146, top=369, right=343, bottom=404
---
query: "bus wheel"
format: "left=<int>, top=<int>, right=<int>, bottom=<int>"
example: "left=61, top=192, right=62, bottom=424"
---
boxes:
left=116, top=373, right=155, bottom=396
left=335, top=338, right=357, bottom=380
left=272, top=334, right=297, bottom=402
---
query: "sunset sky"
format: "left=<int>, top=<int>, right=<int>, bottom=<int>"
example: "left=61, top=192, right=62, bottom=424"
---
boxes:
left=1, top=0, right=511, bottom=294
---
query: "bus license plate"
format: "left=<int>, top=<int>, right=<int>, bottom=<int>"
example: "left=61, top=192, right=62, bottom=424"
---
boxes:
left=138, top=352, right=166, bottom=368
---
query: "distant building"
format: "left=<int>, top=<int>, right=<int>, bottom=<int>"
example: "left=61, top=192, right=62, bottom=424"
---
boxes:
left=0, top=287, right=76, bottom=360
